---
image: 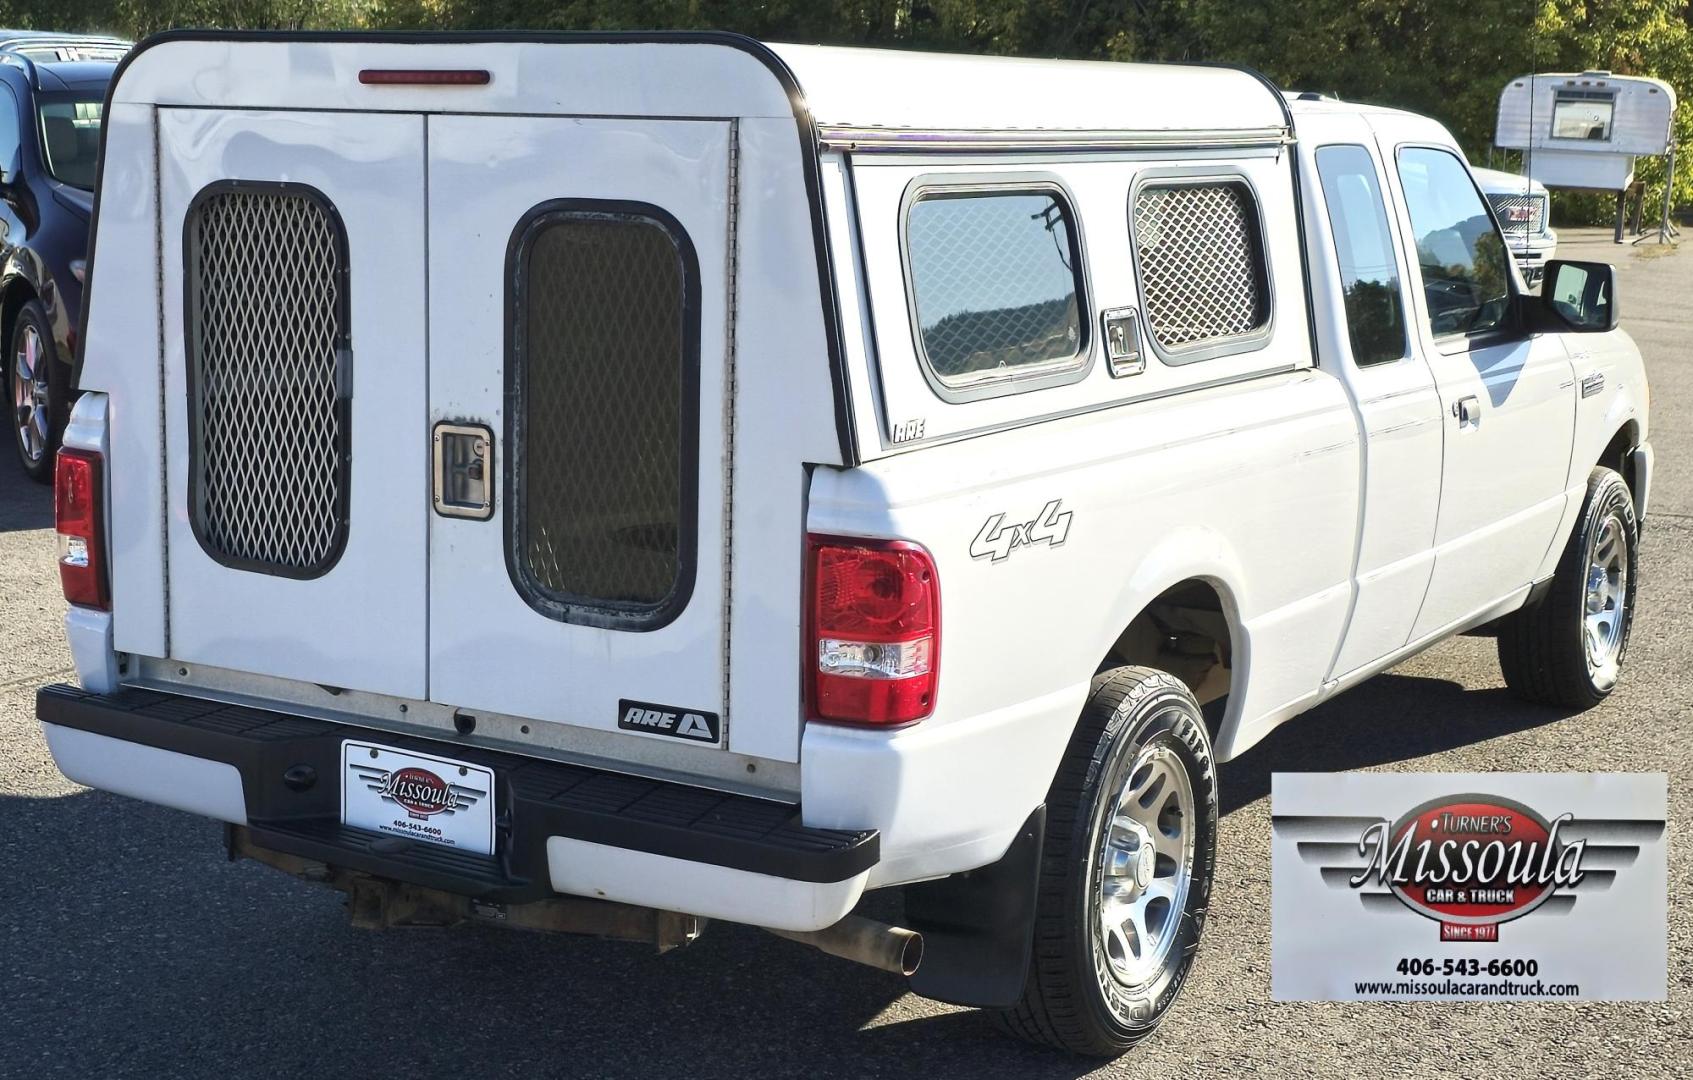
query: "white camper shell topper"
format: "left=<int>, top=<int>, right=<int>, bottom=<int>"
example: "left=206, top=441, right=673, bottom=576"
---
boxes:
left=41, top=32, right=1652, bottom=1057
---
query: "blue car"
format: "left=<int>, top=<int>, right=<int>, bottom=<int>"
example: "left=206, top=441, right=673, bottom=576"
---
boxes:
left=0, top=32, right=129, bottom=480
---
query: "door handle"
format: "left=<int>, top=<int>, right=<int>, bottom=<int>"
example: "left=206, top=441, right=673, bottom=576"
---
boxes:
left=1451, top=395, right=1481, bottom=426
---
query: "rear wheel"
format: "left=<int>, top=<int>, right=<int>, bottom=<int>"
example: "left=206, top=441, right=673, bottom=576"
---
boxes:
left=996, top=666, right=1217, bottom=1057
left=10, top=300, right=66, bottom=483
left=1498, top=466, right=1638, bottom=708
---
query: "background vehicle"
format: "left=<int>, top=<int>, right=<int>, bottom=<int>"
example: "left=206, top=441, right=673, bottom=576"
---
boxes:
left=1474, top=165, right=1559, bottom=284
left=39, top=33, right=1650, bottom=1058
left=0, top=32, right=126, bottom=481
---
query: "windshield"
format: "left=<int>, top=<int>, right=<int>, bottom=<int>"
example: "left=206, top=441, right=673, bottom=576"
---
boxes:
left=37, top=93, right=103, bottom=190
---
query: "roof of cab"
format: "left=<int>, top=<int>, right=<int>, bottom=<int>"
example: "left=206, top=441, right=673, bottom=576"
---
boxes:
left=770, top=43, right=1288, bottom=138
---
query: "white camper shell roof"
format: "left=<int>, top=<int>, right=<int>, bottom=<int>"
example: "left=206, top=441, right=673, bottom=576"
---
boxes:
left=106, top=32, right=1290, bottom=148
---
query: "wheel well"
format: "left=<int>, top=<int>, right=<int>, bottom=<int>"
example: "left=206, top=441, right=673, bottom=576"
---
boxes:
left=1101, top=579, right=1234, bottom=741
left=1597, top=421, right=1640, bottom=493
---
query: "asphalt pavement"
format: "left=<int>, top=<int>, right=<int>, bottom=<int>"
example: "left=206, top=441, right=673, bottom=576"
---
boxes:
left=1, top=227, right=1688, bottom=1079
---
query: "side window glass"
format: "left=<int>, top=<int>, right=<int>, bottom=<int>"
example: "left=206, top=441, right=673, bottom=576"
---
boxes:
left=905, top=189, right=1086, bottom=392
left=1314, top=145, right=1407, bottom=367
left=1396, top=147, right=1512, bottom=339
left=0, top=83, right=20, bottom=179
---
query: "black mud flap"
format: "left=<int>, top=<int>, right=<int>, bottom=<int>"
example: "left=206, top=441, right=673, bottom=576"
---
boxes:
left=903, top=805, right=1044, bottom=1009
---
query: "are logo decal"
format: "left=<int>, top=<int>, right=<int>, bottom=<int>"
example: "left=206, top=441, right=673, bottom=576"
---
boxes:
left=618, top=699, right=722, bottom=745
left=970, top=499, right=1073, bottom=563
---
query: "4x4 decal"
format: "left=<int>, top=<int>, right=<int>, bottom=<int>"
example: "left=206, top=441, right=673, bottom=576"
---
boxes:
left=970, top=499, right=1073, bottom=563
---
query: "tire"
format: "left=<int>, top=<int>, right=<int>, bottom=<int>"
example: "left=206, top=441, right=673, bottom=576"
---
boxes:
left=995, top=666, right=1217, bottom=1057
left=10, top=300, right=68, bottom=484
left=1498, top=466, right=1638, bottom=709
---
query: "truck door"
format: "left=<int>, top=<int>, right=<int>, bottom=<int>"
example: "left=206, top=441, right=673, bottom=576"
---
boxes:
left=424, top=117, right=736, bottom=758
left=158, top=109, right=429, bottom=699
left=1295, top=118, right=1444, bottom=681
left=1379, top=135, right=1577, bottom=639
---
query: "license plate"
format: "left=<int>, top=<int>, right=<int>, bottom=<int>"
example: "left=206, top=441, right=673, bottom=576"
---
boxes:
left=340, top=740, right=496, bottom=855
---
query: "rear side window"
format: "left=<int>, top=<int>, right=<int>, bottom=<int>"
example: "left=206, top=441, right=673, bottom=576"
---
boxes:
left=1396, top=147, right=1511, bottom=339
left=185, top=182, right=350, bottom=578
left=1315, top=145, right=1408, bottom=367
left=507, top=202, right=698, bottom=630
left=1131, top=179, right=1270, bottom=359
left=904, top=188, right=1086, bottom=394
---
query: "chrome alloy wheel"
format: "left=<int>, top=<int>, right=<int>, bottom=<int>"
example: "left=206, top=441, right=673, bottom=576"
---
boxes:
left=1583, top=511, right=1630, bottom=688
left=13, top=324, right=50, bottom=468
left=1091, top=741, right=1195, bottom=989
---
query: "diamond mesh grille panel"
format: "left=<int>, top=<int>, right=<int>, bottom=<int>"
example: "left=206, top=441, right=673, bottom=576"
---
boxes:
left=907, top=192, right=1082, bottom=385
left=1133, top=182, right=1268, bottom=350
left=1487, top=193, right=1546, bottom=234
left=186, top=186, right=347, bottom=575
left=517, top=212, right=690, bottom=612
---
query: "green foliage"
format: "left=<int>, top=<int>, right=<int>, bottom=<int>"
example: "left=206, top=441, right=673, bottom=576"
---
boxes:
left=0, top=0, right=1685, bottom=219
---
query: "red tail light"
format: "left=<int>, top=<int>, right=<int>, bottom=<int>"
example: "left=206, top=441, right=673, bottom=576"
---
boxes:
left=806, top=535, right=939, bottom=727
left=55, top=448, right=108, bottom=610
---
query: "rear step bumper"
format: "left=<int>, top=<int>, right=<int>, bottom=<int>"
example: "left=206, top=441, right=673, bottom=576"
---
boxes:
left=37, top=684, right=878, bottom=931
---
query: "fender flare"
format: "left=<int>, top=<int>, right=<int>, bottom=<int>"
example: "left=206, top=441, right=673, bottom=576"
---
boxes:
left=1094, top=525, right=1252, bottom=753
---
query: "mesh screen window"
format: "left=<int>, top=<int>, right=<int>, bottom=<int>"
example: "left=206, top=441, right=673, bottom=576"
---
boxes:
left=1131, top=181, right=1270, bottom=353
left=185, top=184, right=349, bottom=577
left=510, top=207, right=696, bottom=625
left=906, top=190, right=1085, bottom=388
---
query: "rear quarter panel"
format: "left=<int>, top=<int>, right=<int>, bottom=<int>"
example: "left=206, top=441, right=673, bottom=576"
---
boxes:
left=802, top=368, right=1358, bottom=885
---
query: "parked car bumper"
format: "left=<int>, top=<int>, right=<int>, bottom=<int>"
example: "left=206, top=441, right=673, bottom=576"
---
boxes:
left=1506, top=231, right=1558, bottom=282
left=36, top=683, right=878, bottom=932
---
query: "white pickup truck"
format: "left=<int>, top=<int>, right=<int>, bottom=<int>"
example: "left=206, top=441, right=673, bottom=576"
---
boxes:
left=40, top=33, right=1650, bottom=1057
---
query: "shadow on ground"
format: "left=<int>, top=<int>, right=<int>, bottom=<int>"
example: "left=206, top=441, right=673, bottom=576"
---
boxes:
left=1217, top=669, right=1570, bottom=815
left=0, top=464, right=51, bottom=532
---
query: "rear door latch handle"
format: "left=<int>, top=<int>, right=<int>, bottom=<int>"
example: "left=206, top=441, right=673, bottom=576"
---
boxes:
left=1451, top=395, right=1481, bottom=425
left=433, top=422, right=494, bottom=520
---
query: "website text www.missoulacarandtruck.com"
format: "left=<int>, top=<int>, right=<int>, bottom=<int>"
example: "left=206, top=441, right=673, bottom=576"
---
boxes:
left=1354, top=979, right=1580, bottom=998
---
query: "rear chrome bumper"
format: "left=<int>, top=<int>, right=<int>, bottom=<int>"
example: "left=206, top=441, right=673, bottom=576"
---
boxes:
left=37, top=684, right=876, bottom=931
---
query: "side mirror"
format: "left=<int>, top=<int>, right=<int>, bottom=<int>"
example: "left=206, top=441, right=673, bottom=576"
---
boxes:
left=1539, top=259, right=1618, bottom=333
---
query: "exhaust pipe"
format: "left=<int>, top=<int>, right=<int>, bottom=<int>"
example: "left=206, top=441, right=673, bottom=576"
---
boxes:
left=767, top=915, right=924, bottom=976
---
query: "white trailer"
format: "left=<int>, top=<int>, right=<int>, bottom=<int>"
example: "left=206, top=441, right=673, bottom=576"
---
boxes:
left=1496, top=70, right=1675, bottom=186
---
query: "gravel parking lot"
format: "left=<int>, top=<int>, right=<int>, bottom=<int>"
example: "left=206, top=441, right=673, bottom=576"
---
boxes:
left=1, top=227, right=1687, bottom=1079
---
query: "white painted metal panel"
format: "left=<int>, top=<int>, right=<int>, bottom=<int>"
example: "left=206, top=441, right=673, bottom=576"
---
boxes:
left=1369, top=115, right=1578, bottom=640
left=81, top=102, right=168, bottom=660
left=157, top=109, right=429, bottom=699
left=111, top=39, right=797, bottom=120
left=425, top=117, right=742, bottom=756
left=1496, top=73, right=1676, bottom=156
left=849, top=149, right=1311, bottom=450
left=1293, top=111, right=1444, bottom=680
left=803, top=369, right=1359, bottom=880
left=769, top=43, right=1285, bottom=135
